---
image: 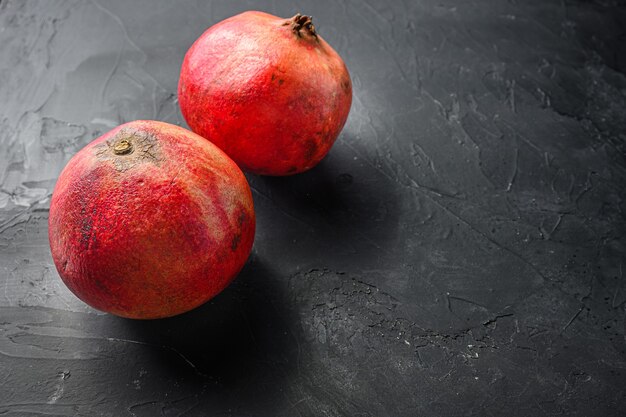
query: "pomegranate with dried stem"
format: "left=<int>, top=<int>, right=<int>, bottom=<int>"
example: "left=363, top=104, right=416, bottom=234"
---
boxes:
left=178, top=11, right=352, bottom=175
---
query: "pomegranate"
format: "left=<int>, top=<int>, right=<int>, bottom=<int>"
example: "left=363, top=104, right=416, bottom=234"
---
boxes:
left=178, top=11, right=352, bottom=175
left=48, top=120, right=255, bottom=319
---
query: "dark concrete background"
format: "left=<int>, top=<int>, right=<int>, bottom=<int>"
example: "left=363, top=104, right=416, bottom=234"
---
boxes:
left=1, top=0, right=625, bottom=415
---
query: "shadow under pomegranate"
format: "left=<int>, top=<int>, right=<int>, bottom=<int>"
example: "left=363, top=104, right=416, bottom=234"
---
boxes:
left=248, top=136, right=404, bottom=272
left=117, top=255, right=300, bottom=412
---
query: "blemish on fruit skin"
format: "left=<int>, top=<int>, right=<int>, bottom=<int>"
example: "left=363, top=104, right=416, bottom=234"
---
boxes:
left=79, top=216, right=93, bottom=250
left=237, top=210, right=247, bottom=226
left=341, top=78, right=351, bottom=93
left=231, top=233, right=241, bottom=251
left=304, top=139, right=319, bottom=160
left=77, top=169, right=102, bottom=250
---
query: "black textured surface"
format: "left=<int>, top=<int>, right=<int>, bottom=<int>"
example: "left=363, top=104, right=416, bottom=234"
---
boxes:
left=1, top=1, right=625, bottom=416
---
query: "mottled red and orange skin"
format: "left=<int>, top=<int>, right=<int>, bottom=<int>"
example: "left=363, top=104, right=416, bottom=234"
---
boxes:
left=178, top=11, right=352, bottom=175
left=48, top=120, right=255, bottom=319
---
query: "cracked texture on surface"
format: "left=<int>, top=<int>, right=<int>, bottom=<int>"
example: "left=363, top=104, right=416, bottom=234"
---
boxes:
left=1, top=0, right=625, bottom=416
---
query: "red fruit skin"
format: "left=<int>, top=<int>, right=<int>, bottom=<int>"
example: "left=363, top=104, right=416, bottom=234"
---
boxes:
left=48, top=120, right=255, bottom=319
left=178, top=11, right=352, bottom=176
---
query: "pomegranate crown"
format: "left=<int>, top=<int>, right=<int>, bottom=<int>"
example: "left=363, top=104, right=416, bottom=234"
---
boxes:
left=284, top=13, right=318, bottom=39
